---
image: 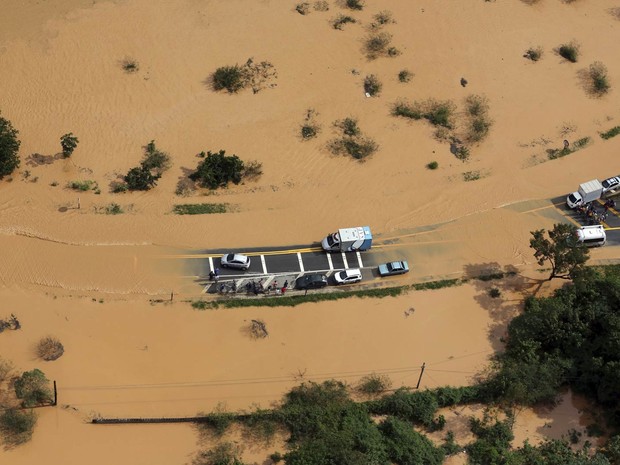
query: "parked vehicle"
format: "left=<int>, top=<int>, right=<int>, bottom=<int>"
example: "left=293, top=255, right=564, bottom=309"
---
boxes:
left=220, top=253, right=251, bottom=270
left=574, top=225, right=606, bottom=247
left=295, top=273, right=328, bottom=290
left=601, top=176, right=620, bottom=194
left=321, top=226, right=372, bottom=252
left=378, top=260, right=409, bottom=277
left=566, top=180, right=603, bottom=209
left=333, top=268, right=363, bottom=285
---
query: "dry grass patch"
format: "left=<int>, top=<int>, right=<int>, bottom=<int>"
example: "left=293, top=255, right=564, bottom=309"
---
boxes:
left=36, top=336, right=64, bottom=361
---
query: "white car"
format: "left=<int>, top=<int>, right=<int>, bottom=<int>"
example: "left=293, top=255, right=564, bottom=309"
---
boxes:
left=220, top=253, right=251, bottom=270
left=601, top=176, right=620, bottom=194
left=334, top=268, right=363, bottom=285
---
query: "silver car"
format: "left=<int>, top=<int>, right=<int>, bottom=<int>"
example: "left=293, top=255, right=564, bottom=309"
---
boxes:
left=220, top=253, right=251, bottom=270
left=601, top=176, right=620, bottom=194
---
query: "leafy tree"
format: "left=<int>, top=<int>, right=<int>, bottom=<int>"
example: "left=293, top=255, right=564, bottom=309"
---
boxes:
left=0, top=113, right=21, bottom=179
left=14, top=369, right=53, bottom=408
left=190, top=150, right=245, bottom=189
left=529, top=223, right=589, bottom=280
left=366, top=388, right=439, bottom=427
left=121, top=141, right=170, bottom=191
left=124, top=166, right=159, bottom=191
left=0, top=408, right=37, bottom=446
left=60, top=133, right=79, bottom=158
left=603, top=435, right=620, bottom=464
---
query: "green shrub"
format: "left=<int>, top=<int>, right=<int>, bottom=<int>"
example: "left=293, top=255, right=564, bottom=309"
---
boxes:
left=68, top=180, right=96, bottom=191
left=363, top=74, right=382, bottom=96
left=558, top=42, right=579, bottom=62
left=364, top=32, right=393, bottom=59
left=335, top=117, right=361, bottom=137
left=190, top=150, right=245, bottom=189
left=524, top=47, right=543, bottom=61
left=212, top=65, right=247, bottom=93
left=0, top=409, right=37, bottom=446
left=193, top=442, right=245, bottom=465
left=105, top=203, right=123, bottom=215
left=329, top=136, right=378, bottom=160
left=367, top=388, right=439, bottom=426
left=269, top=452, right=283, bottom=463
left=125, top=166, right=159, bottom=191
left=489, top=288, right=501, bottom=298
left=357, top=373, right=392, bottom=395
left=60, top=133, right=79, bottom=158
left=392, top=99, right=455, bottom=129
left=589, top=61, right=610, bottom=95
left=379, top=416, right=445, bottom=464
left=372, top=10, right=394, bottom=26
left=465, top=94, right=489, bottom=118
left=173, top=203, right=228, bottom=215
left=242, top=160, right=263, bottom=180
left=0, top=113, right=20, bottom=179
left=300, top=108, right=320, bottom=140
left=600, top=126, right=620, bottom=140
left=345, top=0, right=364, bottom=10
left=197, top=404, right=235, bottom=437
left=427, top=161, right=439, bottom=170
left=141, top=140, right=171, bottom=175
left=14, top=369, right=54, bottom=407
left=454, top=145, right=470, bottom=161
left=398, top=69, right=413, bottom=83
left=36, top=336, right=64, bottom=361
left=120, top=57, right=139, bottom=73
left=332, top=14, right=356, bottom=30
left=463, top=170, right=481, bottom=182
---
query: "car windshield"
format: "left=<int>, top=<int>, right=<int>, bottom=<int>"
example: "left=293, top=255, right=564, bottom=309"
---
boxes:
left=603, top=179, right=617, bottom=189
left=568, top=193, right=579, bottom=203
left=225, top=254, right=235, bottom=261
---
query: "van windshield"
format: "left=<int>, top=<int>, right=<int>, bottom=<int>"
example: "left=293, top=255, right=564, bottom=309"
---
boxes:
left=326, top=233, right=339, bottom=247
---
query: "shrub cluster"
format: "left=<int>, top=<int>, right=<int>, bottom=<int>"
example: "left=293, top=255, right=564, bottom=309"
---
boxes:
left=588, top=61, right=610, bottom=96
left=345, top=0, right=364, bottom=10
left=300, top=108, right=321, bottom=140
left=558, top=41, right=580, bottom=62
left=189, top=150, right=262, bottom=189
left=464, top=94, right=492, bottom=144
left=60, top=133, right=79, bottom=158
left=398, top=69, right=413, bottom=83
left=357, top=373, right=392, bottom=395
left=364, top=32, right=399, bottom=59
left=600, top=126, right=620, bottom=140
left=363, top=74, right=382, bottom=96
left=212, top=58, right=277, bottom=94
left=392, top=99, right=456, bottom=129
left=332, top=14, right=356, bottom=30
left=0, top=409, right=37, bottom=447
left=118, top=140, right=171, bottom=191
left=329, top=117, right=378, bottom=160
left=14, top=369, right=54, bottom=408
left=524, top=46, right=543, bottom=62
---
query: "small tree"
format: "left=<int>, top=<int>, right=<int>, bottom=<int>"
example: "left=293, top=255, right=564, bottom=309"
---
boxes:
left=14, top=369, right=53, bottom=408
left=60, top=133, right=79, bottom=158
left=0, top=408, right=37, bottom=446
left=122, top=141, right=170, bottom=191
left=212, top=65, right=247, bottom=93
left=190, top=150, right=245, bottom=189
left=529, top=223, right=589, bottom=280
left=0, top=113, right=21, bottom=179
left=124, top=166, right=159, bottom=191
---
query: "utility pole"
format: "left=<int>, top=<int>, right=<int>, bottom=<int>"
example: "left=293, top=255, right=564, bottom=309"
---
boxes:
left=416, top=362, right=426, bottom=389
left=53, top=380, right=57, bottom=406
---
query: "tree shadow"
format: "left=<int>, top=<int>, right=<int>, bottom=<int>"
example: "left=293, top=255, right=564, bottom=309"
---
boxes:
left=176, top=166, right=197, bottom=197
left=25, top=152, right=64, bottom=167
left=463, top=263, right=545, bottom=351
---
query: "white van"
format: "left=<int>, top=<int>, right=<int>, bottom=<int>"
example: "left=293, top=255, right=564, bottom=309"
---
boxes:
left=575, top=225, right=606, bottom=247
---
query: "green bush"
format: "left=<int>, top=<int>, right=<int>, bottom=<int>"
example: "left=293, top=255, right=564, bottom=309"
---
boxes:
left=329, top=136, right=378, bottom=160
left=196, top=404, right=235, bottom=437
left=367, top=388, right=439, bottom=427
left=372, top=10, right=394, bottom=26
left=193, top=442, right=245, bottom=465
left=524, top=47, right=543, bottom=61
left=242, top=160, right=263, bottom=180
left=105, top=203, right=123, bottom=215
left=300, top=108, right=320, bottom=140
left=190, top=150, right=245, bottom=189
left=212, top=65, right=247, bottom=93
left=489, top=288, right=501, bottom=298
left=0, top=409, right=37, bottom=446
left=0, top=113, right=21, bottom=179
left=427, top=161, right=439, bottom=170
left=173, top=203, right=228, bottom=215
left=363, top=74, right=382, bottom=96
left=398, top=69, right=413, bottom=83
left=68, top=180, right=96, bottom=191
left=140, top=140, right=171, bottom=174
left=125, top=166, right=159, bottom=191
left=600, top=126, right=620, bottom=140
left=336, top=117, right=361, bottom=137
left=120, top=57, right=139, bottom=73
left=332, top=15, right=356, bottom=30
left=345, top=0, right=364, bottom=10
left=379, top=416, right=445, bottom=465
left=60, top=133, right=79, bottom=158
left=392, top=100, right=455, bottom=129
left=357, top=373, right=392, bottom=395
left=589, top=61, right=610, bottom=95
left=364, top=32, right=393, bottom=59
left=14, top=369, right=54, bottom=408
left=558, top=42, right=579, bottom=62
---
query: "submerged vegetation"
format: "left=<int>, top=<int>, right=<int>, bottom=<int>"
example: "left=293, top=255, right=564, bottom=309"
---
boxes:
left=211, top=58, right=277, bottom=94
left=189, top=150, right=262, bottom=189
left=173, top=203, right=230, bottom=215
left=329, top=117, right=378, bottom=160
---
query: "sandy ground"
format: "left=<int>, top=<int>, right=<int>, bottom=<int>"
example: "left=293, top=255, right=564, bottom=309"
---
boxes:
left=1, top=0, right=619, bottom=463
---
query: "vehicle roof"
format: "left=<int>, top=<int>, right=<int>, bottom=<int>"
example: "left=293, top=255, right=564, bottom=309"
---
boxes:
left=341, top=268, right=362, bottom=276
left=229, top=253, right=248, bottom=260
left=577, top=225, right=605, bottom=238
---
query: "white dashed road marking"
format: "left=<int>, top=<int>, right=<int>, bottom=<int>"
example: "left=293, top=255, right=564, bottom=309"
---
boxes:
left=297, top=252, right=305, bottom=272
